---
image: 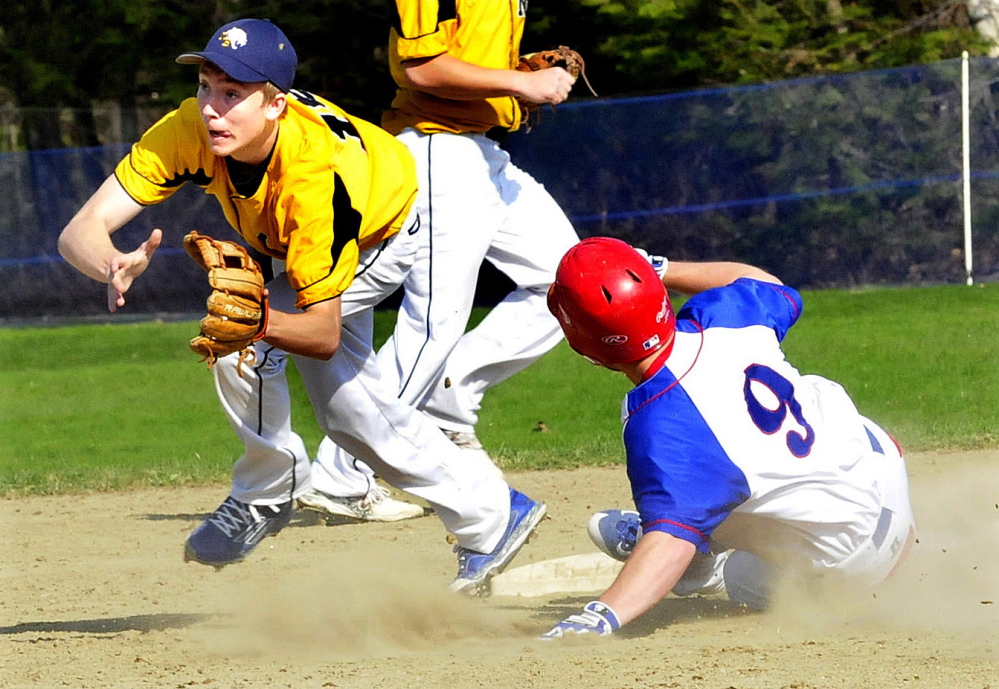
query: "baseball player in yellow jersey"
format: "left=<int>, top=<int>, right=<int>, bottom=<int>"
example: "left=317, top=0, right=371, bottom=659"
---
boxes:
left=57, top=18, right=547, bottom=592
left=299, top=0, right=583, bottom=507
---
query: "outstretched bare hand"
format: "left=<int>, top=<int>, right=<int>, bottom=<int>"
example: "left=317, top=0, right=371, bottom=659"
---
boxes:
left=107, top=229, right=162, bottom=312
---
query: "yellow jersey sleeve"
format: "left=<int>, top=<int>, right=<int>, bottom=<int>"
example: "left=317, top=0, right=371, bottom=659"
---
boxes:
left=114, top=100, right=221, bottom=206
left=392, top=0, right=451, bottom=59
left=383, top=0, right=526, bottom=135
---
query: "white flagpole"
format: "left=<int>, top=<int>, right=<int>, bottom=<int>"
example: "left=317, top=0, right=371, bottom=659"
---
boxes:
left=963, top=50, right=974, bottom=286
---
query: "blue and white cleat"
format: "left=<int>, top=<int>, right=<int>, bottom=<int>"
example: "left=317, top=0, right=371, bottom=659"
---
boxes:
left=450, top=488, right=547, bottom=596
left=587, top=509, right=642, bottom=562
left=184, top=496, right=293, bottom=570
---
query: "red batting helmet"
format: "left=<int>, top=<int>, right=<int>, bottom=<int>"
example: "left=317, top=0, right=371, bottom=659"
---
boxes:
left=547, top=237, right=675, bottom=367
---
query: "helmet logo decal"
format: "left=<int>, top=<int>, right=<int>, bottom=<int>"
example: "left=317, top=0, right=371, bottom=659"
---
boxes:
left=219, top=28, right=249, bottom=50
left=602, top=335, right=628, bottom=345
left=655, top=296, right=669, bottom=323
left=643, top=334, right=661, bottom=351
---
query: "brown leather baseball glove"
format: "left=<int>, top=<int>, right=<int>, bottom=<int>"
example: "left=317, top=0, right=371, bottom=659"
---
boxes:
left=515, top=45, right=597, bottom=123
left=183, top=231, right=268, bottom=370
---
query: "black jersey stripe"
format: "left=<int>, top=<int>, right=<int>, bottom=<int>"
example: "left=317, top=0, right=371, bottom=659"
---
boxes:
left=330, top=172, right=362, bottom=271
left=157, top=168, right=211, bottom=188
left=438, top=0, right=456, bottom=23
left=392, top=0, right=457, bottom=40
left=292, top=172, right=362, bottom=295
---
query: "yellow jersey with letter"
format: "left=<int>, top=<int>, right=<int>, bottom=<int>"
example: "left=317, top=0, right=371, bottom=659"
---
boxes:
left=382, top=0, right=527, bottom=135
left=115, top=91, right=418, bottom=309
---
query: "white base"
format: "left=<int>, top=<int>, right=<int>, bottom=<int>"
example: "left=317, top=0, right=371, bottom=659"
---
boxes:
left=491, top=552, right=624, bottom=598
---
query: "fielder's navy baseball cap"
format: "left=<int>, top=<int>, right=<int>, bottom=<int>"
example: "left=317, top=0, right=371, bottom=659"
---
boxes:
left=176, top=18, right=297, bottom=92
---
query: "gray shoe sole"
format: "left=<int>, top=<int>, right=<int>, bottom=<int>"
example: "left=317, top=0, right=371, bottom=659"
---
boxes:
left=296, top=491, right=429, bottom=524
left=296, top=492, right=365, bottom=520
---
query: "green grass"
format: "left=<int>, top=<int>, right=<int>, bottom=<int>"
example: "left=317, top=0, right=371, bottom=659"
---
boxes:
left=781, top=283, right=999, bottom=450
left=0, top=322, right=244, bottom=493
left=2, top=282, right=998, bottom=495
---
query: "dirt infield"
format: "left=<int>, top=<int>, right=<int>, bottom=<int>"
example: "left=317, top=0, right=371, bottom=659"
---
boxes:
left=2, top=450, right=997, bottom=688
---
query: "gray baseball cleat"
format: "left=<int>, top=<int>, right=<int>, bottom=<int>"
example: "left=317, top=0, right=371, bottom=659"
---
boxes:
left=184, top=496, right=292, bottom=570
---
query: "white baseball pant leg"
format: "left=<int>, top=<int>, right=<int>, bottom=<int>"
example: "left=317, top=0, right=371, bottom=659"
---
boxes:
left=314, top=129, right=579, bottom=487
left=830, top=419, right=916, bottom=585
left=212, top=234, right=421, bottom=505
left=213, top=344, right=311, bottom=507
left=216, top=222, right=511, bottom=552
left=416, top=132, right=580, bottom=431
left=299, top=299, right=508, bottom=552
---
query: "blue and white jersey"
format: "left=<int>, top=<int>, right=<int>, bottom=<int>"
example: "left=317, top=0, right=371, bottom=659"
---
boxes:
left=624, top=278, right=885, bottom=561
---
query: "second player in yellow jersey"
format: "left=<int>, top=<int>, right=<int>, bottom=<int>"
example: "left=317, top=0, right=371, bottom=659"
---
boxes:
left=307, top=0, right=583, bottom=500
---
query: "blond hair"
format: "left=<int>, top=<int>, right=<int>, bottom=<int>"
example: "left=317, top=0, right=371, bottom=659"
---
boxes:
left=261, top=82, right=283, bottom=103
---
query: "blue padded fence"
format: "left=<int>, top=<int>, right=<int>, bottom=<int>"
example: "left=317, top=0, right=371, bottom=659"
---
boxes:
left=5, top=57, right=999, bottom=321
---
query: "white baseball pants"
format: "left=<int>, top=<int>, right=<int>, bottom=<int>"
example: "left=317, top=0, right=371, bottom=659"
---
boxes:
left=312, top=128, right=580, bottom=493
left=212, top=215, right=510, bottom=553
left=714, top=417, right=915, bottom=586
left=824, top=419, right=916, bottom=585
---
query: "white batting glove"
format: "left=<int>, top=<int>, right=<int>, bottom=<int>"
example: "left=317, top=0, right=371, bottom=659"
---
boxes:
left=540, top=601, right=621, bottom=640
left=634, top=247, right=669, bottom=278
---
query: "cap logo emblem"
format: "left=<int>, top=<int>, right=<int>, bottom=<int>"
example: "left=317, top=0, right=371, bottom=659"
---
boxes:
left=602, top=335, right=628, bottom=345
left=219, top=28, right=249, bottom=50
